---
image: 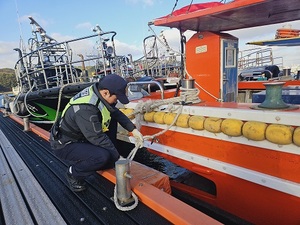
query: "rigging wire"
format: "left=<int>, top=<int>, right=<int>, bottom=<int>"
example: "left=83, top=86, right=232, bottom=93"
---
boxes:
left=14, top=0, right=26, bottom=53
left=186, top=0, right=194, bottom=13
left=170, top=0, right=179, bottom=16
left=147, top=24, right=221, bottom=101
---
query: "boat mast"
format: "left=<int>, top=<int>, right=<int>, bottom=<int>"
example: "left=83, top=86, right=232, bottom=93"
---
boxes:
left=14, top=0, right=27, bottom=62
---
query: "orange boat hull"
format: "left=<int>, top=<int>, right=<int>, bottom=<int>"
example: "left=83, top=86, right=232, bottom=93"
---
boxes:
left=142, top=126, right=300, bottom=225
left=118, top=99, right=300, bottom=224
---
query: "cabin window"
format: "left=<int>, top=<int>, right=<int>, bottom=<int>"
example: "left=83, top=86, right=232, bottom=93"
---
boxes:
left=225, top=48, right=236, bottom=68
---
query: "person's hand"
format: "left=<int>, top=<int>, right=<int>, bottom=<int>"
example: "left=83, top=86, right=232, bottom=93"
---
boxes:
left=132, top=129, right=144, bottom=148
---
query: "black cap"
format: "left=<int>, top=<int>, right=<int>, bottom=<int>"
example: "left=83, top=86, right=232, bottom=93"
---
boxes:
left=99, top=74, right=129, bottom=104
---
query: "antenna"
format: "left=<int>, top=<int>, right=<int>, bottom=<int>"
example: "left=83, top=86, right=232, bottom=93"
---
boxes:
left=14, top=0, right=26, bottom=53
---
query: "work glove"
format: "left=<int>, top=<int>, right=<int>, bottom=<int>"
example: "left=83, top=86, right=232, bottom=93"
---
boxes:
left=132, top=129, right=144, bottom=149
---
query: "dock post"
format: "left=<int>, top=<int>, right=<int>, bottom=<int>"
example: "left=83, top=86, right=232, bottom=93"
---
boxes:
left=115, top=159, right=135, bottom=206
left=23, top=117, right=30, bottom=131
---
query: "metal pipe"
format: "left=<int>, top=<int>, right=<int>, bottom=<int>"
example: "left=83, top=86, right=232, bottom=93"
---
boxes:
left=23, top=117, right=30, bottom=131
left=13, top=48, right=25, bottom=72
left=127, top=80, right=164, bottom=99
left=264, top=69, right=273, bottom=79
left=115, top=159, right=134, bottom=206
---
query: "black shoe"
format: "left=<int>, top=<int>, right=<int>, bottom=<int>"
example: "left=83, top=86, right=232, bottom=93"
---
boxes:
left=66, top=172, right=87, bottom=192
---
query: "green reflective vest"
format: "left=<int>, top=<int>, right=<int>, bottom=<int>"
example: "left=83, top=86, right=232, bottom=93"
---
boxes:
left=62, top=86, right=111, bottom=132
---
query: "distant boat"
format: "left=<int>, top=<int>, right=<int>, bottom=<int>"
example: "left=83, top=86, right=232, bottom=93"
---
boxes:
left=7, top=17, right=119, bottom=128
left=248, top=36, right=300, bottom=46
left=238, top=25, right=300, bottom=103
left=248, top=26, right=300, bottom=46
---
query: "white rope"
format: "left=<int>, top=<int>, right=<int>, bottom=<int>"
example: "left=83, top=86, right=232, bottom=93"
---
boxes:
left=127, top=145, right=140, bottom=161
left=113, top=185, right=139, bottom=211
left=113, top=103, right=181, bottom=212
left=113, top=150, right=140, bottom=211
left=54, top=82, right=87, bottom=123
left=143, top=104, right=183, bottom=141
left=11, top=94, right=22, bottom=116
left=131, top=88, right=200, bottom=119
left=114, top=88, right=200, bottom=211
left=184, top=66, right=222, bottom=102
left=126, top=88, right=201, bottom=158
left=147, top=24, right=182, bottom=56
left=148, top=22, right=222, bottom=102
left=24, top=82, right=47, bottom=118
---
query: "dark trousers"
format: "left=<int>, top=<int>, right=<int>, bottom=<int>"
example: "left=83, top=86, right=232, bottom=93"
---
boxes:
left=53, top=118, right=119, bottom=179
left=54, top=142, right=115, bottom=179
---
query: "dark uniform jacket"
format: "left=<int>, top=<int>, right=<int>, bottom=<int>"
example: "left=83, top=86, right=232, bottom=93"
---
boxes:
left=49, top=83, right=135, bottom=160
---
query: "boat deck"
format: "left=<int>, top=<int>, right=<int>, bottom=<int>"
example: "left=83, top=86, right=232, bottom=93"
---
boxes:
left=0, top=111, right=223, bottom=225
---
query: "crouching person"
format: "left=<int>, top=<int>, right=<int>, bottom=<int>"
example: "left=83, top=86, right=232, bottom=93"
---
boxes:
left=49, top=74, right=143, bottom=192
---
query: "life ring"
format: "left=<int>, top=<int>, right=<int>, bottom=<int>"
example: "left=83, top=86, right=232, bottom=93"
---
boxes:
left=275, top=28, right=300, bottom=39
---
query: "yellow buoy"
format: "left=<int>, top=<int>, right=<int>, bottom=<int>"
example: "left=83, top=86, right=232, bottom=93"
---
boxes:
left=144, top=111, right=156, bottom=122
left=221, top=119, right=244, bottom=137
left=293, top=127, right=300, bottom=147
left=266, top=124, right=294, bottom=145
left=122, top=108, right=135, bottom=119
left=188, top=115, right=205, bottom=130
left=153, top=111, right=166, bottom=124
left=242, top=121, right=267, bottom=141
left=163, top=113, right=177, bottom=125
left=204, top=117, right=222, bottom=133
left=176, top=114, right=190, bottom=128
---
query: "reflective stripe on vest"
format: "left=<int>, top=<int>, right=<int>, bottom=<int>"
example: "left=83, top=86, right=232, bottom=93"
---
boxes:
left=62, top=86, right=111, bottom=132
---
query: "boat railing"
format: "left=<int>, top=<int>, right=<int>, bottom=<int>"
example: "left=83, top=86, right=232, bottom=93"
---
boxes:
left=15, top=31, right=118, bottom=92
left=143, top=35, right=158, bottom=77
left=131, top=53, right=181, bottom=79
left=239, top=48, right=275, bottom=69
left=239, top=48, right=283, bottom=69
left=238, top=48, right=284, bottom=80
left=127, top=80, right=165, bottom=99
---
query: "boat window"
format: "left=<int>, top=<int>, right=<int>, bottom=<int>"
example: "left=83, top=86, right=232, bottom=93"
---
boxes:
left=225, top=48, right=236, bottom=68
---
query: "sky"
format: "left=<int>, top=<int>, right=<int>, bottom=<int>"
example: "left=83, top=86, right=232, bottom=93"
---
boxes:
left=1, top=0, right=300, bottom=72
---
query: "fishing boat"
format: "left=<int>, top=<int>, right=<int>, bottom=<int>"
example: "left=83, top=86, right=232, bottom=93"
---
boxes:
left=238, top=26, right=300, bottom=103
left=126, top=34, right=182, bottom=90
left=8, top=17, right=120, bottom=128
left=115, top=1, right=300, bottom=224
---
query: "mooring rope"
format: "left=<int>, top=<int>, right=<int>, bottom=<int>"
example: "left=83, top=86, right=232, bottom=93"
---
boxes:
left=55, top=81, right=78, bottom=122
left=134, top=87, right=199, bottom=113
left=128, top=87, right=200, bottom=149
left=113, top=149, right=139, bottom=211
left=113, top=179, right=139, bottom=211
left=54, top=81, right=87, bottom=123
left=114, top=88, right=200, bottom=211
left=24, top=82, right=47, bottom=118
